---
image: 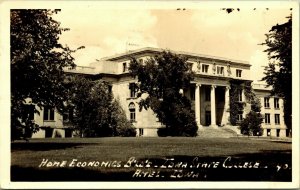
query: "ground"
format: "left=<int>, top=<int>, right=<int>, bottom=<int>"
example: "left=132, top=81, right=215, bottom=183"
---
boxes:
left=11, top=137, right=291, bottom=181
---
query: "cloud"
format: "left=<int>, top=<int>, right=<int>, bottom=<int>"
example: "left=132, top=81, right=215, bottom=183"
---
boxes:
left=53, top=8, right=157, bottom=65
left=53, top=7, right=291, bottom=70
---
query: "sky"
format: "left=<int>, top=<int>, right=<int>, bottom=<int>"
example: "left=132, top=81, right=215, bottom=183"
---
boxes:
left=53, top=5, right=291, bottom=83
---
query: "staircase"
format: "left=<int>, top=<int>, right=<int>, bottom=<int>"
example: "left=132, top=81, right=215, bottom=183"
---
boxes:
left=197, top=126, right=239, bottom=138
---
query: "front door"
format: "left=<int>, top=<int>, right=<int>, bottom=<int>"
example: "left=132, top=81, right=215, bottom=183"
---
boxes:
left=205, top=111, right=211, bottom=126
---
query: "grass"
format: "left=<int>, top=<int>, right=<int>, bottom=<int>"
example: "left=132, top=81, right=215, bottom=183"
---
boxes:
left=11, top=137, right=292, bottom=181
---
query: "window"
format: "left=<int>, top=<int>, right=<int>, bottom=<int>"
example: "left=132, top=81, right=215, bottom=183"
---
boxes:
left=276, top=129, right=280, bottom=137
left=237, top=113, right=243, bottom=121
left=275, top=114, right=280, bottom=125
left=274, top=98, right=279, bottom=109
left=202, top=64, right=209, bottom=73
left=205, top=87, right=210, bottom=101
left=267, top=129, right=271, bottom=136
left=129, top=103, right=136, bottom=122
left=123, top=62, right=127, bottom=72
left=23, top=105, right=35, bottom=120
left=265, top=113, right=270, bottom=124
left=43, top=106, right=55, bottom=121
left=238, top=89, right=243, bottom=102
left=139, top=128, right=144, bottom=136
left=129, top=83, right=137, bottom=98
left=190, top=86, right=195, bottom=100
left=236, top=69, right=242, bottom=77
left=217, top=66, right=224, bottom=75
left=264, top=97, right=270, bottom=108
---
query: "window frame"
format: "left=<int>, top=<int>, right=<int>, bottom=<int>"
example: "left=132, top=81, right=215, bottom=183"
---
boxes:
left=264, top=113, right=270, bottom=124
left=236, top=69, right=242, bottom=77
left=129, top=83, right=137, bottom=98
left=202, top=64, right=209, bottom=73
left=123, top=62, right=127, bottom=72
left=274, top=98, right=280, bottom=109
left=237, top=113, right=243, bottom=122
left=264, top=97, right=270, bottom=108
left=237, top=89, right=243, bottom=102
left=216, top=66, right=224, bottom=75
left=43, top=106, right=55, bottom=121
left=139, top=128, right=144, bottom=136
left=275, top=114, right=280, bottom=125
left=267, top=129, right=271, bottom=136
left=129, top=103, right=136, bottom=122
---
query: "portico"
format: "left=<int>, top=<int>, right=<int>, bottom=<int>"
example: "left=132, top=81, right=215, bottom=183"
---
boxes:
left=194, top=83, right=231, bottom=128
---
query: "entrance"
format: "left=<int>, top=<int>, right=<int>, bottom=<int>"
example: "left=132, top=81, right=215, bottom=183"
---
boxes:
left=205, top=111, right=211, bottom=126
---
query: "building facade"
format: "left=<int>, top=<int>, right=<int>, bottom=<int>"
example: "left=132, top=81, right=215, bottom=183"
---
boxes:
left=29, top=48, right=288, bottom=138
left=253, top=84, right=288, bottom=137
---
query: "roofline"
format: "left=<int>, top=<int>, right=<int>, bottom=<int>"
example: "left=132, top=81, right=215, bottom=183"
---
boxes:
left=100, top=47, right=251, bottom=67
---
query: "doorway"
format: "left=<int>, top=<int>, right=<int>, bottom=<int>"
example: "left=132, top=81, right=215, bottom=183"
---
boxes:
left=205, top=111, right=211, bottom=126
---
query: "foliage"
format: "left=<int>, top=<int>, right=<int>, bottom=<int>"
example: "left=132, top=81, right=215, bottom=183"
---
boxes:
left=261, top=15, right=292, bottom=133
left=230, top=80, right=263, bottom=135
left=229, top=80, right=245, bottom=125
left=110, top=99, right=136, bottom=137
left=240, top=111, right=263, bottom=136
left=66, top=76, right=135, bottom=137
left=240, top=95, right=263, bottom=136
left=129, top=51, right=198, bottom=137
left=10, top=9, right=83, bottom=140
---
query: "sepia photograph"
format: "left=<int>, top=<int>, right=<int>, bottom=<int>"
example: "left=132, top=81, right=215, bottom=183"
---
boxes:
left=0, top=1, right=299, bottom=189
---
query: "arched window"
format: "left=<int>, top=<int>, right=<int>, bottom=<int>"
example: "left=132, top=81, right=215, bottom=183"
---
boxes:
left=129, top=103, right=136, bottom=122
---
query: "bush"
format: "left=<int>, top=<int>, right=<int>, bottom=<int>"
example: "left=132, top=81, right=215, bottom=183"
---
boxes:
left=240, top=111, right=263, bottom=136
left=157, top=127, right=168, bottom=137
left=111, top=100, right=136, bottom=137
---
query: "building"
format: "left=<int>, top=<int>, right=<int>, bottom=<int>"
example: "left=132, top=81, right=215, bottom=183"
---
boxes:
left=30, top=47, right=288, bottom=138
left=253, top=84, right=289, bottom=137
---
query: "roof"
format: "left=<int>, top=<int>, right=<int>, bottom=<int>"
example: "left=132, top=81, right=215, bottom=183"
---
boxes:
left=100, top=47, right=251, bottom=67
left=252, top=83, right=272, bottom=91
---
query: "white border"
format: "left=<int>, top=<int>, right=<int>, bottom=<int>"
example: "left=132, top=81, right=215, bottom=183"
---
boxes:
left=0, top=1, right=299, bottom=189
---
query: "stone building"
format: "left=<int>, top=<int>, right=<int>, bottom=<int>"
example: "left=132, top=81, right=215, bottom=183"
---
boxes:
left=30, top=47, right=288, bottom=138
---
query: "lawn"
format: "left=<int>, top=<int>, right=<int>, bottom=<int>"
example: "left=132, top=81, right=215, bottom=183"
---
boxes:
left=11, top=137, right=292, bottom=181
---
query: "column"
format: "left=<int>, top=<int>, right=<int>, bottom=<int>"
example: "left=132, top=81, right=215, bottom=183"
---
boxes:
left=210, top=85, right=217, bottom=127
left=222, top=86, right=230, bottom=126
left=195, top=84, right=202, bottom=128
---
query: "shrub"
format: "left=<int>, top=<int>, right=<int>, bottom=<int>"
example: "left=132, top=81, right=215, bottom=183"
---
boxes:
left=240, top=111, right=263, bottom=136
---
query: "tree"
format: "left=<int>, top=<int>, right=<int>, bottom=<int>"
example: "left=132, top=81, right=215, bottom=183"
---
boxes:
left=110, top=99, right=136, bottom=137
left=261, top=15, right=292, bottom=135
left=11, top=9, right=82, bottom=140
left=129, top=51, right=198, bottom=137
left=240, top=111, right=263, bottom=136
left=237, top=81, right=263, bottom=136
left=240, top=95, right=263, bottom=136
left=66, top=76, right=135, bottom=137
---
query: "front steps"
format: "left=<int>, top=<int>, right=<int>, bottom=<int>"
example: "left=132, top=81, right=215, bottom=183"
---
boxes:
left=197, top=126, right=240, bottom=138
